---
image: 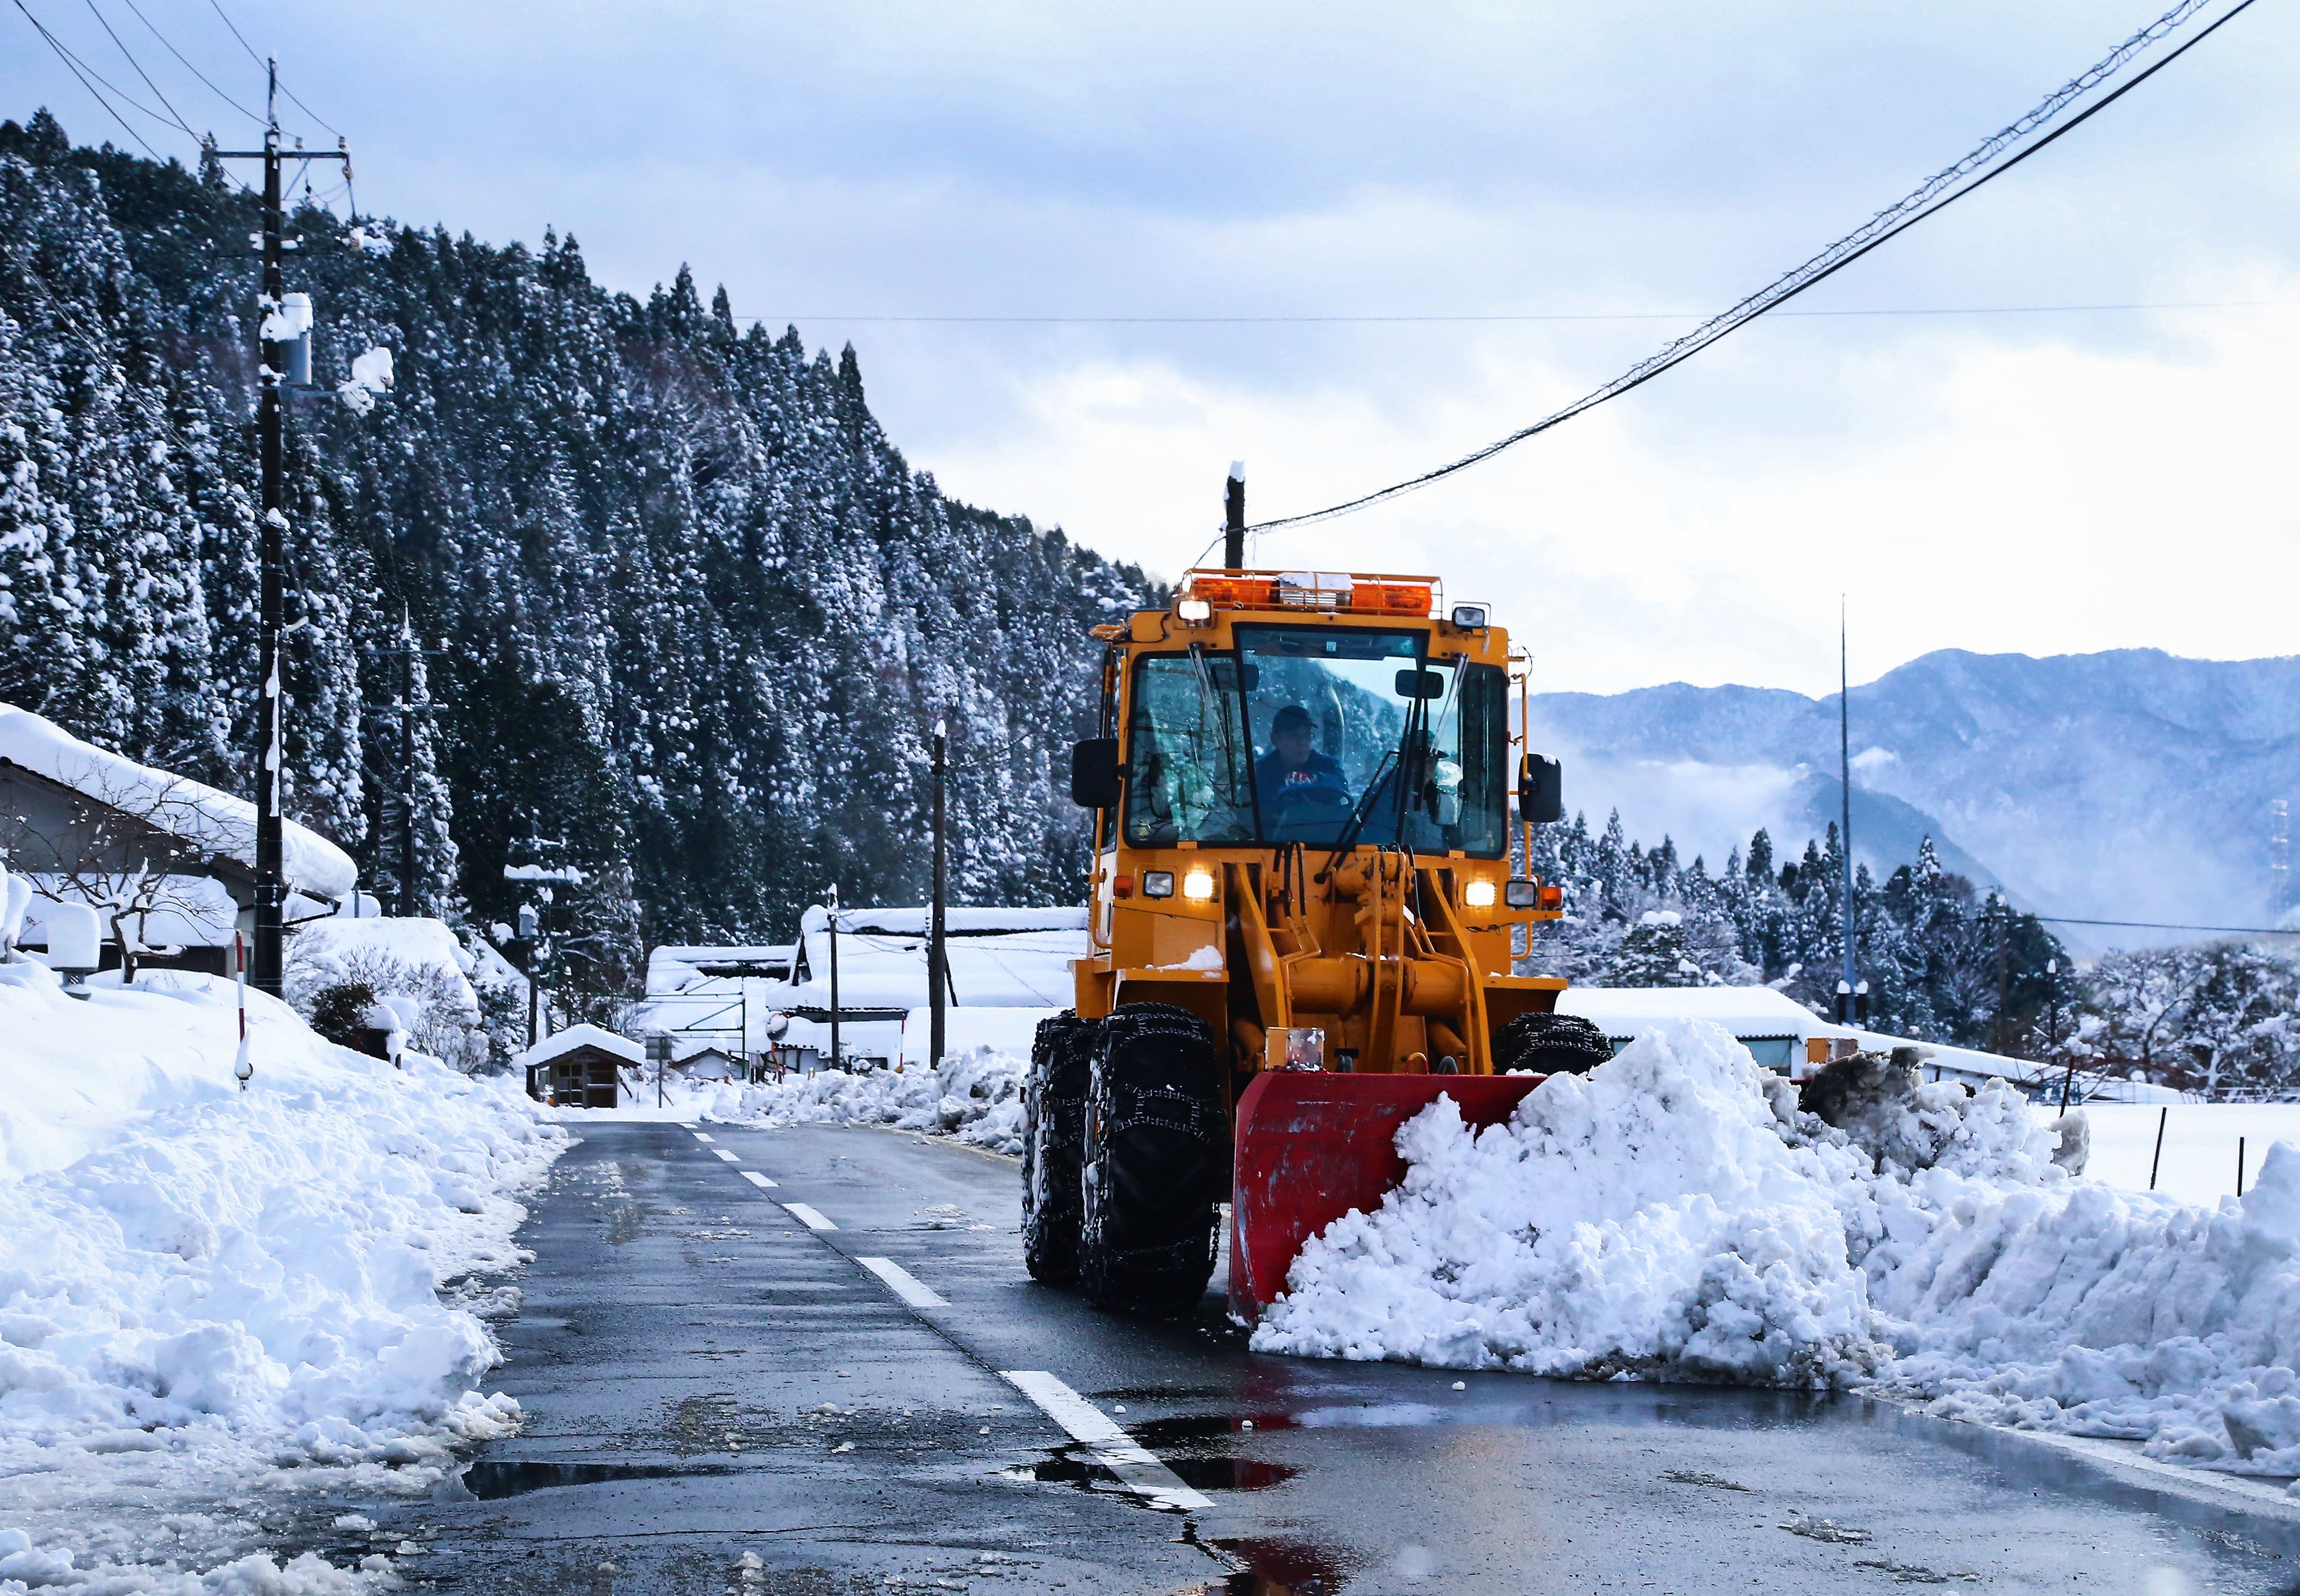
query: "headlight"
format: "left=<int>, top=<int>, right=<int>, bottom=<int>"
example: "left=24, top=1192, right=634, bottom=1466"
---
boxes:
left=1141, top=870, right=1176, bottom=899
left=1463, top=878, right=1496, bottom=909
left=1504, top=878, right=1542, bottom=909
left=1450, top=604, right=1488, bottom=629
left=1181, top=867, right=1216, bottom=902
left=1178, top=597, right=1213, bottom=622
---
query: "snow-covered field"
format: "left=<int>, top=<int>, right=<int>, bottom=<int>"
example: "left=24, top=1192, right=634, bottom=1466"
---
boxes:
left=1253, top=1021, right=2300, bottom=1486
left=669, top=1045, right=1028, bottom=1154
left=0, top=958, right=563, bottom=1591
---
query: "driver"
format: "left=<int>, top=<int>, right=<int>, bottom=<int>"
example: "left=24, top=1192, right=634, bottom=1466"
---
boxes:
left=1254, top=704, right=1348, bottom=818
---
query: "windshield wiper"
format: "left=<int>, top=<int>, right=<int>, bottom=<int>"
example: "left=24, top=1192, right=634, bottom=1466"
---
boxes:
left=1318, top=748, right=1397, bottom=882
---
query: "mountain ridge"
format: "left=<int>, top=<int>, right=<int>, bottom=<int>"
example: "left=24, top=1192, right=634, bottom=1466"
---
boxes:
left=1527, top=647, right=2300, bottom=941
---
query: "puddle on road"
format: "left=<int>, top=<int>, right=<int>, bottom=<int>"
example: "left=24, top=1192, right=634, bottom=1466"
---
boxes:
left=1190, top=1536, right=1357, bottom=1595
left=457, top=1460, right=734, bottom=1499
left=1009, top=1452, right=1297, bottom=1494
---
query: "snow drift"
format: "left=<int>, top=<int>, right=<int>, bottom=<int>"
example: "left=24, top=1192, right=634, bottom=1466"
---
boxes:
left=0, top=956, right=562, bottom=1577
left=1253, top=1020, right=2300, bottom=1480
left=684, top=1046, right=1026, bottom=1154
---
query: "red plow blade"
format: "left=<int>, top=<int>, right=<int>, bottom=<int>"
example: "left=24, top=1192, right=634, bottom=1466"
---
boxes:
left=1228, top=1070, right=1546, bottom=1322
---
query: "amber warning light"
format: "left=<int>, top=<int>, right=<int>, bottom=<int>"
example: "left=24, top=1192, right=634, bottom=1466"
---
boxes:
left=1179, top=570, right=1436, bottom=618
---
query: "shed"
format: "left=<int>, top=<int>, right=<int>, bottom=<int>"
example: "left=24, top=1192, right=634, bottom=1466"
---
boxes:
left=516, top=1023, right=642, bottom=1108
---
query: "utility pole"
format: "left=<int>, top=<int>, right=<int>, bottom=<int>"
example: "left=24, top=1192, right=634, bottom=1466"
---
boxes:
left=1993, top=898, right=2011, bottom=1057
left=205, top=64, right=350, bottom=995
left=827, top=887, right=841, bottom=1073
left=398, top=606, right=418, bottom=916
left=1223, top=462, right=1246, bottom=570
left=1837, top=598, right=1856, bottom=1021
left=930, top=719, right=948, bottom=1067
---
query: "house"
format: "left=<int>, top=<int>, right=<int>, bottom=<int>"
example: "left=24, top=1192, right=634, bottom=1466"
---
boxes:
left=1556, top=984, right=2042, bottom=1092
left=668, top=1041, right=746, bottom=1081
left=517, top=1024, right=641, bottom=1108
left=626, top=907, right=1087, bottom=1071
left=0, top=703, right=357, bottom=973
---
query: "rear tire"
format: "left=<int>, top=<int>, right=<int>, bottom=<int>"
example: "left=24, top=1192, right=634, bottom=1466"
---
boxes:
left=1496, top=1010, right=1614, bottom=1075
left=1022, top=1012, right=1095, bottom=1283
left=1079, top=1003, right=1226, bottom=1313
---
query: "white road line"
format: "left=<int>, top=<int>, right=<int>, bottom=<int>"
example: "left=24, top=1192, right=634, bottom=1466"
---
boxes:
left=1000, top=1371, right=1214, bottom=1512
left=739, top=1169, right=779, bottom=1189
left=713, top=1148, right=741, bottom=1163
left=783, top=1202, right=836, bottom=1231
left=856, top=1256, right=948, bottom=1308
left=692, top=1132, right=714, bottom=1142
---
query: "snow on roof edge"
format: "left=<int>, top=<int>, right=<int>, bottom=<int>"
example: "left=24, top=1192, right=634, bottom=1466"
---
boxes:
left=513, top=1022, right=644, bottom=1069
left=0, top=703, right=356, bottom=898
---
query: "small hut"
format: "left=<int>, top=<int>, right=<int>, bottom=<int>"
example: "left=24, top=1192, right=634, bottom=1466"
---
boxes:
left=517, top=1024, right=640, bottom=1108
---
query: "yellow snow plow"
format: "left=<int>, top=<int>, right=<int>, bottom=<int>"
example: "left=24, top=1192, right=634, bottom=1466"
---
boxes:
left=1023, top=566, right=1609, bottom=1316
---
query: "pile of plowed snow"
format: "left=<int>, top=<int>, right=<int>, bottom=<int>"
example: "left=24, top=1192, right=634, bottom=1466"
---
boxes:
left=684, top=1047, right=1026, bottom=1153
left=0, top=957, right=562, bottom=1582
left=1254, top=1020, right=2300, bottom=1481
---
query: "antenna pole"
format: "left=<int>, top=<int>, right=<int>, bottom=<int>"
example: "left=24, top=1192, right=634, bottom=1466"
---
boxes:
left=1839, top=598, right=1856, bottom=1016
left=1224, top=462, right=1246, bottom=570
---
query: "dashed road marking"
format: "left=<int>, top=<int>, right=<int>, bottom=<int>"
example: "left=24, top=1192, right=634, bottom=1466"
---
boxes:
left=692, top=1132, right=714, bottom=1142
left=784, top=1202, right=836, bottom=1231
left=856, top=1256, right=948, bottom=1308
left=740, top=1170, right=778, bottom=1190
left=1000, top=1371, right=1213, bottom=1512
left=713, top=1148, right=741, bottom=1163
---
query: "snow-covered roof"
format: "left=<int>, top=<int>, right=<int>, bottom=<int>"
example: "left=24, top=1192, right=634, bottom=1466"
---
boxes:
left=790, top=914, right=1082, bottom=1010
left=796, top=905, right=1087, bottom=938
left=513, top=1023, right=643, bottom=1069
left=0, top=703, right=356, bottom=898
left=1559, top=985, right=1826, bottom=1039
left=645, top=943, right=795, bottom=995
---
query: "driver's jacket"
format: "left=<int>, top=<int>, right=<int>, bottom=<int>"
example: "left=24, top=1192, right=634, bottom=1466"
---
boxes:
left=1253, top=749, right=1348, bottom=818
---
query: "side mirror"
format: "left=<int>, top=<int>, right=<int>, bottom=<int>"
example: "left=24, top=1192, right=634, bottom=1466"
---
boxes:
left=1394, top=668, right=1446, bottom=700
left=1069, top=736, right=1122, bottom=810
left=1517, top=754, right=1563, bottom=824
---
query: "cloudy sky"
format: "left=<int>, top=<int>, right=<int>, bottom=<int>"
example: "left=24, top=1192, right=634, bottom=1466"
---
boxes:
left=6, top=1, right=2293, bottom=696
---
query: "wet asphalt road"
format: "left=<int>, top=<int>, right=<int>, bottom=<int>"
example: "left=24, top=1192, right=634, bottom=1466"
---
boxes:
left=359, top=1120, right=2300, bottom=1595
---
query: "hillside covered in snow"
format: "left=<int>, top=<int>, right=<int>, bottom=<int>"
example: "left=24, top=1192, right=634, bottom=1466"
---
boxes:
left=0, top=109, right=1154, bottom=1014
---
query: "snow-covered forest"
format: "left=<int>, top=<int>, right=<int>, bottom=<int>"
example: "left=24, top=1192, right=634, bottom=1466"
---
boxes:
left=1529, top=810, right=2300, bottom=1096
left=0, top=111, right=1153, bottom=1013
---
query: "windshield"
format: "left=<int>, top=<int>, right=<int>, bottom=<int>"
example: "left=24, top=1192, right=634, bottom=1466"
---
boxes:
left=1123, top=627, right=1509, bottom=856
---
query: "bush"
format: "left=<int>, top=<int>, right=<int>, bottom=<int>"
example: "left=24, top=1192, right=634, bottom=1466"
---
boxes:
left=309, top=981, right=379, bottom=1050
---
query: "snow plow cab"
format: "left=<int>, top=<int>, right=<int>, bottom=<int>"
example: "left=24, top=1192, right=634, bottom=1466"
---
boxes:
left=1026, top=568, right=1592, bottom=1319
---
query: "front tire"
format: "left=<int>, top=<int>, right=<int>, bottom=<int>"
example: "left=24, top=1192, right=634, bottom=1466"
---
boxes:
left=1022, top=1012, right=1095, bottom=1283
left=1495, top=1011, right=1613, bottom=1075
left=1079, top=1003, right=1227, bottom=1313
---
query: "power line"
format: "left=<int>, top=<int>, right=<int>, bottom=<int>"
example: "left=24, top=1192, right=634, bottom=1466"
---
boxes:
left=118, top=0, right=260, bottom=124
left=741, top=300, right=2286, bottom=327
left=205, top=0, right=340, bottom=137
left=1242, top=0, right=2261, bottom=536
left=2037, top=916, right=2300, bottom=937
left=10, top=0, right=164, bottom=158
left=80, top=0, right=196, bottom=135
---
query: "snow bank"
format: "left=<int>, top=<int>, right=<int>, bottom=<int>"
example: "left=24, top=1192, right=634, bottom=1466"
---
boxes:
left=0, top=956, right=563, bottom=1576
left=1253, top=1020, right=2300, bottom=1482
left=684, top=1046, right=1028, bottom=1154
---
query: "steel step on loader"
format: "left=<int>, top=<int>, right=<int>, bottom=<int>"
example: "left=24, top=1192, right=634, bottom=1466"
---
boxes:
left=1022, top=542, right=1610, bottom=1319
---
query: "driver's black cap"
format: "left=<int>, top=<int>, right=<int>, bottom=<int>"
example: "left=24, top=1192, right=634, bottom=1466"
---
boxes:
left=1272, top=704, right=1313, bottom=733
